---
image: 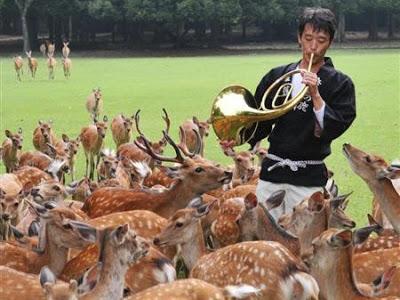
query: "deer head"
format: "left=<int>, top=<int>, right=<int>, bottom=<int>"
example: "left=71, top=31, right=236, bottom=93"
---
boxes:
left=5, top=128, right=23, bottom=150
left=94, top=116, right=108, bottom=139
left=0, top=188, right=26, bottom=224
left=30, top=180, right=68, bottom=204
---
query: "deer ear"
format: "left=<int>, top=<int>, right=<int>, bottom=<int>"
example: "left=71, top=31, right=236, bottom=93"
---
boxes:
left=18, top=127, right=23, bottom=135
left=62, top=134, right=69, bottom=143
left=264, top=190, right=285, bottom=210
left=308, top=191, right=325, bottom=212
left=103, top=115, right=108, bottom=122
left=330, top=229, right=352, bottom=247
left=352, top=224, right=380, bottom=245
left=114, top=224, right=129, bottom=244
left=194, top=200, right=215, bottom=218
left=67, top=220, right=97, bottom=243
left=39, top=266, right=56, bottom=287
left=330, top=192, right=352, bottom=210
left=244, top=192, right=258, bottom=210
left=5, top=130, right=11, bottom=138
left=376, top=166, right=400, bottom=180
left=372, top=266, right=397, bottom=292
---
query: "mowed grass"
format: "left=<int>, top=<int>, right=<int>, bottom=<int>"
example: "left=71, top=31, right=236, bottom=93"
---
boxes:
left=0, top=49, right=399, bottom=226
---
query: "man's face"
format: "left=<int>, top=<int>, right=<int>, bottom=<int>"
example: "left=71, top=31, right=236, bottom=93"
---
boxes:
left=298, top=23, right=331, bottom=65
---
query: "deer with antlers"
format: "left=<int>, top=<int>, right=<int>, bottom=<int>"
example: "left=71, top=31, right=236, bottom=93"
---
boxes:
left=86, top=88, right=103, bottom=122
left=80, top=116, right=108, bottom=180
left=82, top=128, right=232, bottom=218
left=180, top=116, right=210, bottom=157
left=26, top=50, right=38, bottom=78
left=343, top=143, right=400, bottom=233
left=2, top=128, right=23, bottom=173
left=153, top=202, right=319, bottom=299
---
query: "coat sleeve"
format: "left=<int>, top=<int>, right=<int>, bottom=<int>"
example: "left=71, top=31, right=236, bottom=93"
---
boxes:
left=318, top=76, right=356, bottom=142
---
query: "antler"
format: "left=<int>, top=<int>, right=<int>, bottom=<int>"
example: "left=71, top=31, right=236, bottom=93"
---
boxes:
left=177, top=127, right=202, bottom=157
left=134, top=131, right=184, bottom=164
left=159, top=108, right=171, bottom=146
left=134, top=109, right=144, bottom=136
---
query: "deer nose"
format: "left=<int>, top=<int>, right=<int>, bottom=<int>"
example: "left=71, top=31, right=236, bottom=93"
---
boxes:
left=153, top=237, right=160, bottom=246
left=31, top=188, right=39, bottom=195
left=2, top=214, right=10, bottom=221
left=224, top=171, right=233, bottom=178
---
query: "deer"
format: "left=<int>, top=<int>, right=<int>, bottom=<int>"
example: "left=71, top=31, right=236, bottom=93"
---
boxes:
left=54, top=134, right=80, bottom=181
left=302, top=228, right=400, bottom=299
left=126, top=278, right=261, bottom=300
left=82, top=130, right=233, bottom=219
left=14, top=55, right=23, bottom=81
left=47, top=53, right=57, bottom=80
left=86, top=88, right=103, bottom=121
left=62, top=57, right=72, bottom=79
left=66, top=177, right=96, bottom=202
left=26, top=50, right=38, bottom=78
left=96, top=149, right=118, bottom=181
left=343, top=143, right=400, bottom=233
left=11, top=166, right=53, bottom=191
left=47, top=42, right=55, bottom=56
left=80, top=116, right=108, bottom=180
left=153, top=202, right=320, bottom=300
left=33, top=120, right=57, bottom=156
left=111, top=114, right=134, bottom=148
left=61, top=210, right=176, bottom=294
left=114, top=157, right=152, bottom=189
left=39, top=41, right=47, bottom=57
left=2, top=128, right=23, bottom=173
left=62, top=41, right=70, bottom=58
left=278, top=191, right=356, bottom=255
left=0, top=188, right=26, bottom=240
left=180, top=116, right=210, bottom=157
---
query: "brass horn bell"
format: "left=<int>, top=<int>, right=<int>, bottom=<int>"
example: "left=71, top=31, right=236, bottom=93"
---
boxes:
left=210, top=53, right=314, bottom=146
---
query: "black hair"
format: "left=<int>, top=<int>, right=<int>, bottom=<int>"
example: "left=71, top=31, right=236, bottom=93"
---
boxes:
left=298, top=7, right=337, bottom=42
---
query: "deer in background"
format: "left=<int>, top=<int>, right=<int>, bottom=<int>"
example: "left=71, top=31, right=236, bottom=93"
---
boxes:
left=180, top=116, right=210, bottom=157
left=47, top=43, right=55, bottom=56
left=62, top=41, right=70, bottom=58
left=2, top=128, right=23, bottom=173
left=62, top=57, right=72, bottom=79
left=47, top=53, right=56, bottom=80
left=39, top=41, right=47, bottom=57
left=14, top=55, right=23, bottom=81
left=111, top=114, right=134, bottom=147
left=343, top=143, right=400, bottom=233
left=80, top=116, right=108, bottom=180
left=33, top=120, right=57, bottom=156
left=26, top=51, right=38, bottom=78
left=153, top=203, right=319, bottom=300
left=86, top=88, right=103, bottom=121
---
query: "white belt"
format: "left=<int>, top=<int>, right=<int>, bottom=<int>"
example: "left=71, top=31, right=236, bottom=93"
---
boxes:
left=266, top=153, right=324, bottom=172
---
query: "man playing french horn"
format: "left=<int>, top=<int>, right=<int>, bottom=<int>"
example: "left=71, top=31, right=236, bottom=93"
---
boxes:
left=219, top=7, right=356, bottom=220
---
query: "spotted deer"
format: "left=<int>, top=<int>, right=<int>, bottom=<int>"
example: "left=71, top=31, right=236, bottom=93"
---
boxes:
left=13, top=166, right=53, bottom=190
left=66, top=177, right=95, bottom=202
left=14, top=55, right=23, bottom=81
left=62, top=41, right=70, bottom=58
left=302, top=228, right=400, bottom=299
left=47, top=53, right=57, bottom=80
left=33, top=120, right=57, bottom=156
left=278, top=191, right=356, bottom=255
left=82, top=131, right=232, bottom=218
left=86, top=88, right=103, bottom=121
left=180, top=116, right=210, bottom=157
left=2, top=128, right=23, bottom=172
left=153, top=203, right=319, bottom=300
left=62, top=57, right=72, bottom=79
left=343, top=143, right=400, bottom=233
left=26, top=50, right=38, bottom=78
left=126, top=278, right=261, bottom=300
left=80, top=116, right=108, bottom=180
left=111, top=114, right=134, bottom=148
left=61, top=210, right=176, bottom=293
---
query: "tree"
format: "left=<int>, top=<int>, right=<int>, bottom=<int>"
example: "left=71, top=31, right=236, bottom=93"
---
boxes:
left=14, top=0, right=34, bottom=52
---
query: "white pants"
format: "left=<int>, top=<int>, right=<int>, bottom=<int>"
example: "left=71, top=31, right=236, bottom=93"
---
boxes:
left=256, top=179, right=323, bottom=221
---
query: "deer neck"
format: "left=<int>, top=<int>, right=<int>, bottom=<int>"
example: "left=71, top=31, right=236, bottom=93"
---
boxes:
left=47, top=230, right=69, bottom=277
left=369, top=178, right=400, bottom=232
left=299, top=210, right=327, bottom=255
left=84, top=245, right=127, bottom=300
left=322, top=247, right=367, bottom=300
left=180, top=222, right=207, bottom=271
left=94, top=136, right=104, bottom=153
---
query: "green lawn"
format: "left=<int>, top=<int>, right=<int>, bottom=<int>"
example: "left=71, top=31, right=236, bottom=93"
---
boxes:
left=0, top=49, right=399, bottom=226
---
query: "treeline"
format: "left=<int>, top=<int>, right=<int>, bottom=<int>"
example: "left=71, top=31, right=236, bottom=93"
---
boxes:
left=1, top=0, right=399, bottom=52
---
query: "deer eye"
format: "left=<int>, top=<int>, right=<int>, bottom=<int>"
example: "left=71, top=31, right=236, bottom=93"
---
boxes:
left=236, top=158, right=242, bottom=163
left=63, top=223, right=72, bottom=230
left=175, top=222, right=183, bottom=228
left=14, top=202, right=19, bottom=207
left=364, top=155, right=371, bottom=163
left=251, top=157, right=255, bottom=161
left=195, top=167, right=204, bottom=173
left=53, top=185, right=61, bottom=191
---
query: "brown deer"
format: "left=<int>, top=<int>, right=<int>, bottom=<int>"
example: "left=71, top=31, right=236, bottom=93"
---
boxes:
left=62, top=41, right=70, bottom=58
left=39, top=41, right=47, bottom=57
left=26, top=50, right=38, bottom=78
left=61, top=210, right=176, bottom=294
left=62, top=57, right=72, bottom=79
left=33, top=120, right=57, bottom=156
left=302, top=228, right=399, bottom=299
left=2, top=128, right=23, bottom=172
left=54, top=134, right=80, bottom=181
left=96, top=149, right=118, bottom=181
left=13, top=166, right=53, bottom=191
left=14, top=55, right=23, bottom=81
left=47, top=53, right=57, bottom=80
left=126, top=278, right=261, bottom=300
left=82, top=131, right=232, bottom=218
left=180, top=116, right=210, bottom=157
left=47, top=43, right=55, bottom=56
left=153, top=203, right=319, bottom=300
left=0, top=188, right=26, bottom=240
left=86, top=88, right=103, bottom=121
left=117, top=109, right=171, bottom=170
left=80, top=116, right=108, bottom=180
left=114, top=157, right=152, bottom=189
left=111, top=114, right=134, bottom=148
left=343, top=143, right=400, bottom=233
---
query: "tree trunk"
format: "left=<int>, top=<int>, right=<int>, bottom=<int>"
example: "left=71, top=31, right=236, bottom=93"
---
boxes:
left=21, top=12, right=30, bottom=52
left=68, top=16, right=73, bottom=41
left=337, top=10, right=346, bottom=43
left=241, top=20, right=247, bottom=39
left=387, top=12, right=394, bottom=39
left=368, top=9, right=378, bottom=41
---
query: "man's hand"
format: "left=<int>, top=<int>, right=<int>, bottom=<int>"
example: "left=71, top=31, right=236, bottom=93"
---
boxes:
left=301, top=70, right=324, bottom=110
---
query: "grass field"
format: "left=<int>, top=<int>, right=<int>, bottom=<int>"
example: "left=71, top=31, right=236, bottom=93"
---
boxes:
left=0, top=49, right=399, bottom=226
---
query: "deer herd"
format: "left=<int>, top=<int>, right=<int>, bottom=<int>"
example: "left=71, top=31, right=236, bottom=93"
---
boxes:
left=14, top=40, right=71, bottom=81
left=0, top=88, right=399, bottom=299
